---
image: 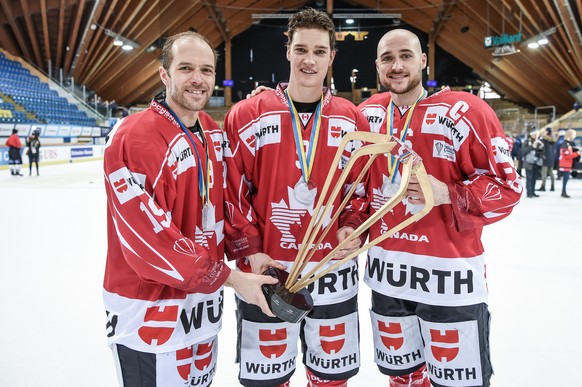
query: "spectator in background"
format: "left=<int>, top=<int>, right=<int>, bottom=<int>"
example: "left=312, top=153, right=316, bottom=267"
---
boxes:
left=109, top=99, right=118, bottom=117
left=522, top=130, right=544, bottom=198
left=559, top=129, right=580, bottom=198
left=510, top=130, right=523, bottom=176
left=538, top=127, right=556, bottom=191
left=26, top=130, right=41, bottom=176
left=5, top=128, right=23, bottom=176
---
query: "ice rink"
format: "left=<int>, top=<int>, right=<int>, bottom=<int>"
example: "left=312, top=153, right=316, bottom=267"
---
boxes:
left=1, top=159, right=580, bottom=386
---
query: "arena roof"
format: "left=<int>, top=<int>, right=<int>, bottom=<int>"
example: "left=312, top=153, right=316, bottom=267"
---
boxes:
left=1, top=0, right=580, bottom=112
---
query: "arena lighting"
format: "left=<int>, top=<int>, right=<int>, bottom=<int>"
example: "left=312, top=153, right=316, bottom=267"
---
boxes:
left=252, top=13, right=401, bottom=24
left=332, top=13, right=401, bottom=20
left=102, top=27, right=140, bottom=51
left=521, top=27, right=556, bottom=49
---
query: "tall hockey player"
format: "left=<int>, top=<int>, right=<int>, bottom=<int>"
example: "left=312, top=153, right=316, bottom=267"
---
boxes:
left=358, top=29, right=522, bottom=387
left=223, top=8, right=370, bottom=387
left=102, top=31, right=278, bottom=387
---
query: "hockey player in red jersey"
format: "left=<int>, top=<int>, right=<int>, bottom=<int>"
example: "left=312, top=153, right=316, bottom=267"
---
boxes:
left=358, top=29, right=522, bottom=387
left=223, top=8, right=370, bottom=387
left=102, top=31, right=278, bottom=387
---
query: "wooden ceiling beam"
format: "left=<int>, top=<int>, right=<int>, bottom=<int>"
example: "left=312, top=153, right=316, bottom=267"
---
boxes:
left=84, top=0, right=150, bottom=81
left=40, top=0, right=51, bottom=63
left=431, top=0, right=458, bottom=38
left=82, top=0, right=133, bottom=83
left=553, top=0, right=582, bottom=78
left=0, top=26, right=20, bottom=54
left=0, top=0, right=33, bottom=61
left=204, top=0, right=230, bottom=42
left=56, top=0, right=65, bottom=70
left=528, top=0, right=580, bottom=80
left=117, top=66, right=164, bottom=105
left=18, top=0, right=42, bottom=66
left=436, top=32, right=565, bottom=108
left=93, top=0, right=201, bottom=94
left=63, top=0, right=85, bottom=74
left=460, top=0, right=580, bottom=87
left=70, top=0, right=106, bottom=78
left=438, top=7, right=576, bottom=89
left=87, top=0, right=166, bottom=85
left=101, top=58, right=160, bottom=103
left=75, top=0, right=117, bottom=80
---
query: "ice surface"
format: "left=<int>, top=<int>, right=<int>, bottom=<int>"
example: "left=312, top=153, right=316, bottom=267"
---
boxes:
left=0, top=160, right=580, bottom=386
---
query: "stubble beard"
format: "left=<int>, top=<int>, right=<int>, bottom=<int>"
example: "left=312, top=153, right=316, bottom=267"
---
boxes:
left=383, top=71, right=422, bottom=96
left=170, top=85, right=208, bottom=113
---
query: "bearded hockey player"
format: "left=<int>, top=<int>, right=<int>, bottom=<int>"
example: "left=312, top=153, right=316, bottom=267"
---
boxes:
left=102, top=31, right=277, bottom=387
left=358, top=29, right=522, bottom=387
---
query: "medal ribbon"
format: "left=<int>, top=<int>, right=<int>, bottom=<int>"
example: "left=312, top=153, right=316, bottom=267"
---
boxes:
left=285, top=88, right=323, bottom=183
left=161, top=100, right=210, bottom=205
left=387, top=88, right=427, bottom=183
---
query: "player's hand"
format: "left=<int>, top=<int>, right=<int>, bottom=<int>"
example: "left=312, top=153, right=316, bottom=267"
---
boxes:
left=247, top=252, right=287, bottom=275
left=406, top=174, right=451, bottom=206
left=246, top=85, right=273, bottom=99
left=334, top=226, right=361, bottom=260
left=225, top=270, right=278, bottom=317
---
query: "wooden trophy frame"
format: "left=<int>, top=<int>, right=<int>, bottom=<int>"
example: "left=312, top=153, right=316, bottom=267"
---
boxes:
left=264, top=132, right=434, bottom=322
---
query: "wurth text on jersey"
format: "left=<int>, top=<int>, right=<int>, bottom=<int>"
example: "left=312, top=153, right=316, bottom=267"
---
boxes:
left=366, top=256, right=474, bottom=295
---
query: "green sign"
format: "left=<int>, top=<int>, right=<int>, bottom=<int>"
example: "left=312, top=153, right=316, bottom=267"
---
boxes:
left=484, top=33, right=522, bottom=48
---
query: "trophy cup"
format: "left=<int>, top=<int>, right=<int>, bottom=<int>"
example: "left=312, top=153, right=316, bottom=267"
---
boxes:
left=262, top=132, right=434, bottom=323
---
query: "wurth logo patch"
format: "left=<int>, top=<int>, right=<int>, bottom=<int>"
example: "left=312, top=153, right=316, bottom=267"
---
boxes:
left=209, top=132, right=224, bottom=161
left=176, top=346, right=194, bottom=380
left=259, top=328, right=287, bottom=359
left=320, top=323, right=345, bottom=354
left=194, top=340, right=215, bottom=371
left=108, top=167, right=145, bottom=204
left=378, top=321, right=404, bottom=351
left=425, top=113, right=437, bottom=125
left=138, top=305, right=179, bottom=346
left=169, top=159, right=179, bottom=180
left=239, top=124, right=256, bottom=156
left=327, top=118, right=353, bottom=147
left=246, top=135, right=256, bottom=149
left=430, top=329, right=460, bottom=362
left=329, top=125, right=343, bottom=139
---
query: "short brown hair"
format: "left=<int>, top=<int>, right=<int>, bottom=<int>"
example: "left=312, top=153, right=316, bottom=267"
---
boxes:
left=287, top=8, right=336, bottom=51
left=161, top=31, right=218, bottom=70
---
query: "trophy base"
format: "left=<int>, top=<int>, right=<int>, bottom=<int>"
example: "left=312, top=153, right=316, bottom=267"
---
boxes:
left=262, top=267, right=314, bottom=323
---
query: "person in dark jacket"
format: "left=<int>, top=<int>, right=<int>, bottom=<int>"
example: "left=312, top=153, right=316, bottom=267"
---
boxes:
left=26, top=130, right=41, bottom=176
left=510, top=131, right=523, bottom=177
left=537, top=127, right=556, bottom=191
left=522, top=130, right=544, bottom=198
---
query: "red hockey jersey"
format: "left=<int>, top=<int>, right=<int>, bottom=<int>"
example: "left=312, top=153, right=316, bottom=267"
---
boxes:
left=223, top=84, right=369, bottom=305
left=359, top=88, right=522, bottom=307
left=103, top=100, right=229, bottom=352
